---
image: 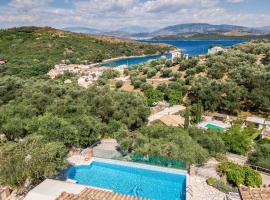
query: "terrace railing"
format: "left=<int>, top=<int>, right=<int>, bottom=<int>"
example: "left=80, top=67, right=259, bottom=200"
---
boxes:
left=128, top=153, right=188, bottom=170
left=248, top=164, right=270, bottom=175
left=93, top=150, right=188, bottom=170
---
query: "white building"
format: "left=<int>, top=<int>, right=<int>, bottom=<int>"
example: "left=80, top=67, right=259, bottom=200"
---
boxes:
left=171, top=50, right=182, bottom=62
left=246, top=116, right=266, bottom=130
left=208, top=46, right=225, bottom=55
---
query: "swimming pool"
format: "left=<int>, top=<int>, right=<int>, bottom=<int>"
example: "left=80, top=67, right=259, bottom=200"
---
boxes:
left=67, top=159, right=186, bottom=200
left=206, top=123, right=225, bottom=132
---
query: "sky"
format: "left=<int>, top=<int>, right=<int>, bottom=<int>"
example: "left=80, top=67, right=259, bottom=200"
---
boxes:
left=0, top=0, right=269, bottom=31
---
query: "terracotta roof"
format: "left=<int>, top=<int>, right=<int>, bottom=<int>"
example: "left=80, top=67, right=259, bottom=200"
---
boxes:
left=56, top=188, right=148, bottom=200
left=239, top=186, right=270, bottom=200
left=159, top=115, right=185, bottom=127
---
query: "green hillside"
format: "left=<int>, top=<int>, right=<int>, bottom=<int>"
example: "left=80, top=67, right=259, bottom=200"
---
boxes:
left=0, top=27, right=173, bottom=78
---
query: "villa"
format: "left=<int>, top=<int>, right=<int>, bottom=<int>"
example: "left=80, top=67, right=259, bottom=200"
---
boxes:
left=245, top=116, right=267, bottom=130
left=171, top=50, right=182, bottom=62
left=208, top=46, right=225, bottom=55
left=197, top=112, right=234, bottom=132
left=148, top=105, right=186, bottom=125
left=152, top=114, right=185, bottom=127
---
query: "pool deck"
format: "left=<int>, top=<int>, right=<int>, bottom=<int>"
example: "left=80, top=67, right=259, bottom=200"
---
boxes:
left=197, top=117, right=231, bottom=131
left=187, top=176, right=226, bottom=200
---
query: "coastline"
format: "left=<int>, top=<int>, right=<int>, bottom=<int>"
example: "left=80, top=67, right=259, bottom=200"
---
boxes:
left=101, top=52, right=169, bottom=64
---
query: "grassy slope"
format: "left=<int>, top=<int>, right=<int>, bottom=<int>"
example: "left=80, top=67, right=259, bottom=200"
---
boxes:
left=0, top=27, right=173, bottom=78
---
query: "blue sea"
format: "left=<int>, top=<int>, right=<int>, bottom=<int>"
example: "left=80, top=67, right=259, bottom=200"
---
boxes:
left=67, top=161, right=186, bottom=200
left=142, top=40, right=244, bottom=55
left=101, top=53, right=171, bottom=67
left=102, top=40, right=244, bottom=67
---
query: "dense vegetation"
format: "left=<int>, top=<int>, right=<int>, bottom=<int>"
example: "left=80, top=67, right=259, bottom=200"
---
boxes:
left=120, top=125, right=209, bottom=165
left=0, top=28, right=269, bottom=189
left=0, top=27, right=170, bottom=188
left=248, top=140, right=270, bottom=169
left=0, top=77, right=150, bottom=145
left=218, top=162, right=262, bottom=187
left=0, top=27, right=172, bottom=78
left=0, top=135, right=67, bottom=188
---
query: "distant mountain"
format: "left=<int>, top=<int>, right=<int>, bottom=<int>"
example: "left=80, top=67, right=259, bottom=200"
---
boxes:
left=115, top=26, right=153, bottom=34
left=150, top=23, right=260, bottom=37
left=63, top=23, right=270, bottom=40
left=63, top=27, right=104, bottom=35
left=152, top=32, right=270, bottom=41
left=258, top=26, right=270, bottom=32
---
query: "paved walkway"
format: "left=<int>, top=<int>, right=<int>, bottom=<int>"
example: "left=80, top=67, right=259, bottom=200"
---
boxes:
left=261, top=172, right=270, bottom=186
left=148, top=105, right=186, bottom=123
left=226, top=153, right=247, bottom=166
left=187, top=176, right=225, bottom=200
left=93, top=139, right=122, bottom=159
left=195, top=159, right=220, bottom=179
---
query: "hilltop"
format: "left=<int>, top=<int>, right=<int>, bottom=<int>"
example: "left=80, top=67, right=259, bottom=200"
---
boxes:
left=64, top=23, right=270, bottom=40
left=0, top=27, right=173, bottom=78
left=150, top=23, right=259, bottom=36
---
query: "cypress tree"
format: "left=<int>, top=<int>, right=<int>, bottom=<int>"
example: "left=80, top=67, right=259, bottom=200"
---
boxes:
left=184, top=108, right=190, bottom=129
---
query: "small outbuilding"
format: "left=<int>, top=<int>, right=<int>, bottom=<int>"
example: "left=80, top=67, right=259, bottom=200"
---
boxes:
left=208, top=46, right=225, bottom=55
left=155, top=115, right=185, bottom=127
left=246, top=116, right=266, bottom=130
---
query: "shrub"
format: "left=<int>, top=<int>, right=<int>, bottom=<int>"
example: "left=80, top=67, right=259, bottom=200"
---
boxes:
left=207, top=177, right=237, bottom=193
left=144, top=89, right=164, bottom=106
left=140, top=83, right=153, bottom=91
left=101, top=69, right=120, bottom=79
left=154, top=64, right=162, bottom=71
left=140, top=76, right=147, bottom=83
left=97, top=77, right=107, bottom=86
left=133, top=80, right=142, bottom=89
left=248, top=143, right=270, bottom=169
left=161, top=69, right=172, bottom=77
left=123, top=69, right=129, bottom=76
left=115, top=80, right=123, bottom=89
left=0, top=135, right=67, bottom=188
left=165, top=90, right=182, bottom=105
left=165, top=60, right=173, bottom=68
left=147, top=68, right=157, bottom=78
left=218, top=162, right=262, bottom=187
left=156, top=83, right=167, bottom=92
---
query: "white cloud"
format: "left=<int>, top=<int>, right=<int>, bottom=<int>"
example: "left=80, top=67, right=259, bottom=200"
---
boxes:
left=0, top=0, right=268, bottom=30
left=227, top=0, right=244, bottom=3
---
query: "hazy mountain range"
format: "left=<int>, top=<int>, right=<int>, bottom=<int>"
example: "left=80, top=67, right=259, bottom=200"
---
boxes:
left=63, top=23, right=270, bottom=39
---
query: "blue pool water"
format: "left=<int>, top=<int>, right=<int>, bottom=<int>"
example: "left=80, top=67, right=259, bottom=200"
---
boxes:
left=101, top=53, right=171, bottom=67
left=141, top=40, right=244, bottom=55
left=67, top=161, right=186, bottom=200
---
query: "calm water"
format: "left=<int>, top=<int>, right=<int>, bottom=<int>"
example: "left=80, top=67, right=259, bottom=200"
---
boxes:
left=101, top=40, right=244, bottom=67
left=67, top=161, right=186, bottom=200
left=101, top=53, right=171, bottom=67
left=142, top=40, right=244, bottom=55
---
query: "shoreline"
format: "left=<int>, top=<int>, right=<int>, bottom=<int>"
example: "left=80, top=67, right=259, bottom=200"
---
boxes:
left=101, top=52, right=169, bottom=64
left=91, top=49, right=178, bottom=67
